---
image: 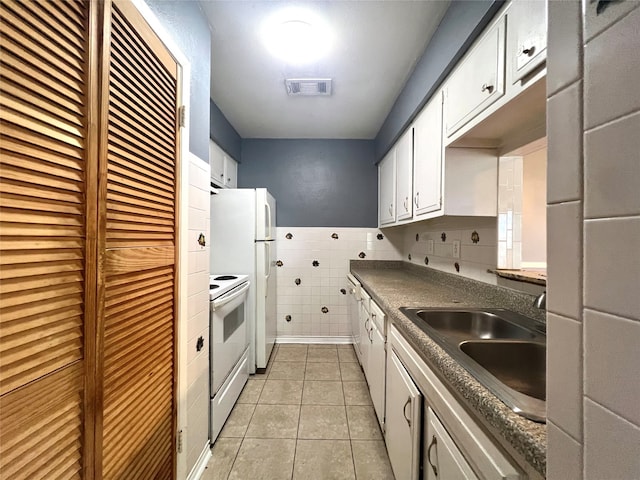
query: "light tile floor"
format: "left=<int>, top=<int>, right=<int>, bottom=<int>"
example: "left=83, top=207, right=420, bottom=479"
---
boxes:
left=203, top=344, right=396, bottom=480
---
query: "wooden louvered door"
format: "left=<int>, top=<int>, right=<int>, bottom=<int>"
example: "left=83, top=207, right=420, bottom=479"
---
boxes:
left=97, top=1, right=180, bottom=478
left=0, top=0, right=97, bottom=478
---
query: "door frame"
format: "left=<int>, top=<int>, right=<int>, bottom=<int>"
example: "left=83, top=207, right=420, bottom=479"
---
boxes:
left=106, top=1, right=192, bottom=477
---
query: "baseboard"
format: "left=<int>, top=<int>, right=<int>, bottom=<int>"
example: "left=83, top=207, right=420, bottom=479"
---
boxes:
left=187, top=441, right=212, bottom=480
left=276, top=335, right=353, bottom=345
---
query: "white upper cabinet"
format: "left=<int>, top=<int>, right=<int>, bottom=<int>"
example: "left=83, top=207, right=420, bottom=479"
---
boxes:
left=224, top=153, right=237, bottom=188
left=395, top=128, right=414, bottom=221
left=209, top=139, right=238, bottom=188
left=378, top=149, right=397, bottom=225
left=209, top=139, right=225, bottom=185
left=444, top=15, right=506, bottom=137
left=413, top=93, right=443, bottom=217
left=508, top=0, right=547, bottom=84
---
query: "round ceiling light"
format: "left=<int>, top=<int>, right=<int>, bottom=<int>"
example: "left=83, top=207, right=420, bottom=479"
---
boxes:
left=261, top=9, right=332, bottom=65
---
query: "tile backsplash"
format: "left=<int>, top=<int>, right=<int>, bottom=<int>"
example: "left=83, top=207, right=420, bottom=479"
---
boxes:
left=275, top=227, right=403, bottom=341
left=398, top=216, right=498, bottom=285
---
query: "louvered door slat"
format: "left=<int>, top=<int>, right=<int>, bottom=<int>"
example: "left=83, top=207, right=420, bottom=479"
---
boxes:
left=0, top=0, right=90, bottom=477
left=0, top=363, right=84, bottom=479
left=100, top=0, right=178, bottom=477
left=2, top=1, right=85, bottom=63
left=0, top=52, right=85, bottom=107
left=17, top=0, right=85, bottom=51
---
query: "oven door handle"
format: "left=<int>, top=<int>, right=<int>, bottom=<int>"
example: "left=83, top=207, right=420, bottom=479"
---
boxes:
left=212, top=282, right=250, bottom=310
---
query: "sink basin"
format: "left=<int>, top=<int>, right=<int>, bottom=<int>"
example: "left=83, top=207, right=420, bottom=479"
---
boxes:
left=413, top=310, right=537, bottom=343
left=460, top=340, right=546, bottom=401
left=400, top=307, right=547, bottom=422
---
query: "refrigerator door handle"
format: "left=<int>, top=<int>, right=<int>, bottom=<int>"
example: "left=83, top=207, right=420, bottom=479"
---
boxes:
left=265, top=241, right=271, bottom=283
left=265, top=201, right=272, bottom=240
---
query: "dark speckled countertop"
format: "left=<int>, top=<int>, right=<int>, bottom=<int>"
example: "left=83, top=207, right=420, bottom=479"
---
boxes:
left=350, top=260, right=546, bottom=478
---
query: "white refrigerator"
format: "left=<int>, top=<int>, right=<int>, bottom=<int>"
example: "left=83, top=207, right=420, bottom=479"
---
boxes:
left=210, top=188, right=277, bottom=373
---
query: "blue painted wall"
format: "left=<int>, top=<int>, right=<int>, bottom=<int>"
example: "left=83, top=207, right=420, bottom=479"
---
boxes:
left=210, top=100, right=242, bottom=161
left=375, top=0, right=504, bottom=159
left=240, top=140, right=378, bottom=227
left=145, top=0, right=212, bottom=161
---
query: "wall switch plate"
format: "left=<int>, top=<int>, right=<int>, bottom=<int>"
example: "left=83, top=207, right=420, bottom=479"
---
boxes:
left=427, top=240, right=434, bottom=254
left=452, top=240, right=460, bottom=258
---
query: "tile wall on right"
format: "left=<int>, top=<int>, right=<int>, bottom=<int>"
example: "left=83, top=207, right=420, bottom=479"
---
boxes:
left=546, top=2, right=640, bottom=478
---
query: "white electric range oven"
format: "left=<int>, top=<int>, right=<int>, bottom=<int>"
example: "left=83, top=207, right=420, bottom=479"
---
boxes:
left=209, top=274, right=250, bottom=443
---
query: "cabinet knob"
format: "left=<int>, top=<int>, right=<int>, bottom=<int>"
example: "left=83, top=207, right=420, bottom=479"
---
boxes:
left=481, top=83, right=494, bottom=94
left=522, top=46, right=535, bottom=56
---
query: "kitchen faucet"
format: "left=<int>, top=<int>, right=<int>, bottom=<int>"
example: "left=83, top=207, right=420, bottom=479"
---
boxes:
left=533, top=291, right=546, bottom=310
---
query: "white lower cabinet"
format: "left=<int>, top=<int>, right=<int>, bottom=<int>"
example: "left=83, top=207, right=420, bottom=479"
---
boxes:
left=358, top=289, right=371, bottom=372
left=386, top=324, right=524, bottom=480
left=385, top=349, right=422, bottom=480
left=347, top=275, right=362, bottom=361
left=367, top=301, right=386, bottom=428
left=352, top=286, right=388, bottom=432
left=425, top=407, right=478, bottom=480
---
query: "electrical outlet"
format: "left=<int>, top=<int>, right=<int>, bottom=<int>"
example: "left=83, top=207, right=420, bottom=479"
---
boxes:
left=427, top=240, right=434, bottom=254
left=452, top=240, right=460, bottom=259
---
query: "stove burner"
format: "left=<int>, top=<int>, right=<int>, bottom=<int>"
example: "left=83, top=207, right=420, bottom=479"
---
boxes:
left=210, top=284, right=220, bottom=289
left=214, top=275, right=237, bottom=281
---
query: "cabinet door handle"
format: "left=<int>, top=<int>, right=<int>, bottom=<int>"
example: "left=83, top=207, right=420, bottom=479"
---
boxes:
left=368, top=327, right=373, bottom=342
left=427, top=435, right=438, bottom=477
left=364, top=317, right=369, bottom=332
left=414, top=192, right=419, bottom=208
left=403, top=397, right=412, bottom=427
left=481, top=83, right=494, bottom=94
left=388, top=204, right=393, bottom=215
left=403, top=197, right=408, bottom=211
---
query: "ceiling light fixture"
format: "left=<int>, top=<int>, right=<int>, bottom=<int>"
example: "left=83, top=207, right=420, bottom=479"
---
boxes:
left=261, top=8, right=332, bottom=65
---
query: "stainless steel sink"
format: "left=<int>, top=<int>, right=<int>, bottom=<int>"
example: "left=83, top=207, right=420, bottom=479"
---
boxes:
left=400, top=308, right=547, bottom=422
left=460, top=340, right=546, bottom=401
left=414, top=310, right=538, bottom=343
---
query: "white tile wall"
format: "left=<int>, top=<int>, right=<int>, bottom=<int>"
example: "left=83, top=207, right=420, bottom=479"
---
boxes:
left=583, top=399, right=640, bottom=480
left=547, top=421, right=583, bottom=480
left=583, top=217, right=640, bottom=321
left=400, top=217, right=498, bottom=284
left=546, top=313, right=582, bottom=440
left=185, top=155, right=211, bottom=472
left=547, top=0, right=582, bottom=96
left=547, top=2, right=640, bottom=477
left=275, top=227, right=403, bottom=340
left=584, top=309, right=640, bottom=426
left=584, top=111, right=640, bottom=218
left=583, top=5, right=640, bottom=129
left=547, top=81, right=583, bottom=204
left=546, top=201, right=582, bottom=319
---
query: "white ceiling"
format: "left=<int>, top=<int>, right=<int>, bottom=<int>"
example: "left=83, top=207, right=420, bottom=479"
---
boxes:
left=200, top=1, right=450, bottom=139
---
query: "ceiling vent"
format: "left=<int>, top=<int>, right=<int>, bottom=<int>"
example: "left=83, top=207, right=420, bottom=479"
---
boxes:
left=285, top=78, right=332, bottom=96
